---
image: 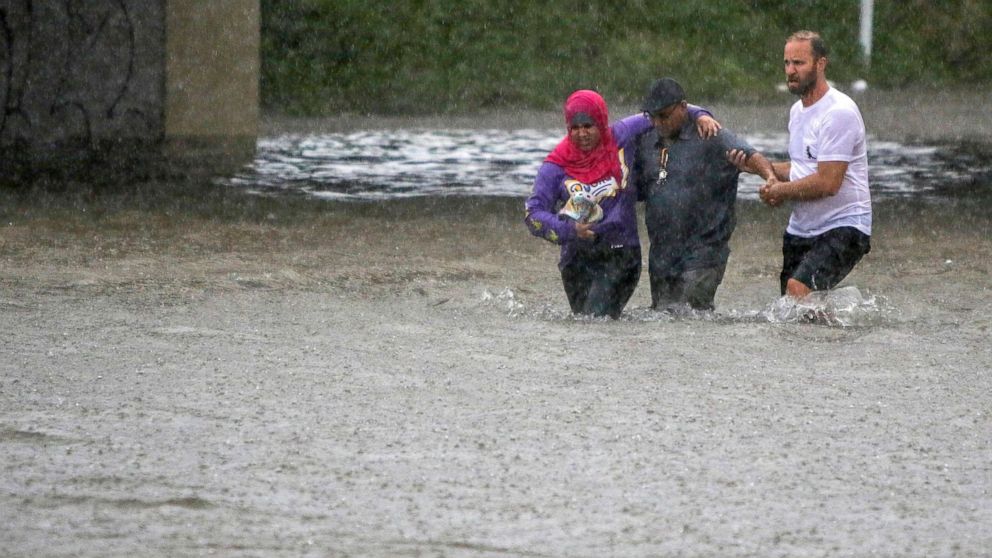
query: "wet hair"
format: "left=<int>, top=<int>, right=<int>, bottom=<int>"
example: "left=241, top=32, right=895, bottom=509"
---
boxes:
left=787, top=30, right=828, bottom=60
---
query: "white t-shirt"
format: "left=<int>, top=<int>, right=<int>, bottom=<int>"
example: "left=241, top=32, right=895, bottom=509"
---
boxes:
left=787, top=87, right=872, bottom=237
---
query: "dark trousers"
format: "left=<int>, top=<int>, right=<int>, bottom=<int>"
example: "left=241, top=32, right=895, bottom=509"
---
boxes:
left=561, top=245, right=641, bottom=319
left=649, top=261, right=727, bottom=311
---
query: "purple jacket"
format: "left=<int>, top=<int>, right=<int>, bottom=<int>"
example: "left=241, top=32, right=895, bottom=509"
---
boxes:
left=525, top=109, right=710, bottom=269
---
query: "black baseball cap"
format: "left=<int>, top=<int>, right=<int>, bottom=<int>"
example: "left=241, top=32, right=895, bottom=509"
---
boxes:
left=641, top=78, right=686, bottom=114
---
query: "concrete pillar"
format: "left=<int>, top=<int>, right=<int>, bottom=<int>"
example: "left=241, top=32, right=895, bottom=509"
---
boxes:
left=165, top=0, right=259, bottom=140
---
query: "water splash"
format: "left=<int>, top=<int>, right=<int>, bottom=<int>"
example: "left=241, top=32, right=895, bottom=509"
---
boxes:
left=485, top=285, right=888, bottom=327
left=480, top=288, right=525, bottom=315
left=734, top=286, right=889, bottom=327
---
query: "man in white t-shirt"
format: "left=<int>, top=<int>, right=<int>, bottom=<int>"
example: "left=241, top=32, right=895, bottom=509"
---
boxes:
left=736, top=30, right=872, bottom=299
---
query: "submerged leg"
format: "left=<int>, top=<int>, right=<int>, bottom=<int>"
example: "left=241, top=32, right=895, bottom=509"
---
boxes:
left=785, top=277, right=812, bottom=299
left=680, top=263, right=727, bottom=310
left=585, top=247, right=641, bottom=318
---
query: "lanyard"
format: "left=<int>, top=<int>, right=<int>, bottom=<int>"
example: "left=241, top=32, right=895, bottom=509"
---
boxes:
left=657, top=147, right=669, bottom=185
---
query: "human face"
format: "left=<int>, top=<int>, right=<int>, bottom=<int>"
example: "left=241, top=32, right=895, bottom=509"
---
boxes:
left=569, top=122, right=601, bottom=152
left=784, top=40, right=821, bottom=96
left=647, top=101, right=687, bottom=140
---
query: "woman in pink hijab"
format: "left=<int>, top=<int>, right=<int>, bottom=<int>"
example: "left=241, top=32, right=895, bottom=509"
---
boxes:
left=525, top=89, right=719, bottom=318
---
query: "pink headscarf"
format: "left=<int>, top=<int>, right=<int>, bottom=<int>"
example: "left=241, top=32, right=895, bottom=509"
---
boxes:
left=545, top=90, right=622, bottom=185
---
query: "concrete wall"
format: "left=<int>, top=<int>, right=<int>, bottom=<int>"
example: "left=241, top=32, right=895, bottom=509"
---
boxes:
left=0, top=1, right=166, bottom=146
left=0, top=0, right=258, bottom=173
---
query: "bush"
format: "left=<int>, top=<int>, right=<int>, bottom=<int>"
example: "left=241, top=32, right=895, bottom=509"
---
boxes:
left=261, top=0, right=992, bottom=115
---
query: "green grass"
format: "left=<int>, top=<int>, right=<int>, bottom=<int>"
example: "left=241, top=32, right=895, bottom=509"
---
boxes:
left=261, top=0, right=992, bottom=115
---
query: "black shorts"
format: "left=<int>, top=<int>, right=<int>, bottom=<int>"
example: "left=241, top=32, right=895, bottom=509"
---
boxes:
left=781, top=227, right=871, bottom=295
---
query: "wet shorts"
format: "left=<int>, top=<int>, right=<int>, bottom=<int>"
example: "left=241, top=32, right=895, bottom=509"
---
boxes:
left=781, top=227, right=871, bottom=295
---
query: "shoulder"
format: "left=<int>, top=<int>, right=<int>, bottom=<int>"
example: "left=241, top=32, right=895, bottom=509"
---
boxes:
left=536, top=161, right=567, bottom=187
left=826, top=87, right=859, bottom=106
left=823, top=89, right=862, bottom=116
left=713, top=127, right=750, bottom=150
left=538, top=160, right=565, bottom=177
left=821, top=89, right=865, bottom=127
left=635, top=127, right=658, bottom=149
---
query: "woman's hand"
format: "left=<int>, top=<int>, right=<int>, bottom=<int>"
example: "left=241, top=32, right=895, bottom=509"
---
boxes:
left=695, top=115, right=722, bottom=139
left=575, top=221, right=596, bottom=240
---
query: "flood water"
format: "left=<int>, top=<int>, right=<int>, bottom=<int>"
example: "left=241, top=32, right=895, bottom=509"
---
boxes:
left=5, top=115, right=992, bottom=557
left=222, top=125, right=991, bottom=326
left=224, top=128, right=991, bottom=201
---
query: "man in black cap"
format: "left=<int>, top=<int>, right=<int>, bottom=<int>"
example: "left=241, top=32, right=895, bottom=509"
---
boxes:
left=634, top=77, right=776, bottom=311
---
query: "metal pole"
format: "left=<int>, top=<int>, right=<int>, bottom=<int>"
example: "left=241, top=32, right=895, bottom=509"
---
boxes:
left=860, top=0, right=874, bottom=67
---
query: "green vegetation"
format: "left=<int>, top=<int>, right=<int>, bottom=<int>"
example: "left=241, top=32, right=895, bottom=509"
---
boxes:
left=261, top=0, right=992, bottom=115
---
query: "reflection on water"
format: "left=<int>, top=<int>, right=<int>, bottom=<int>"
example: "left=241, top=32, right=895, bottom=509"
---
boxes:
left=224, top=129, right=989, bottom=200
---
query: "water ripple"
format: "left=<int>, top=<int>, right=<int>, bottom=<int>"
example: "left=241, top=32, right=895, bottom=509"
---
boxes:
left=223, top=129, right=988, bottom=201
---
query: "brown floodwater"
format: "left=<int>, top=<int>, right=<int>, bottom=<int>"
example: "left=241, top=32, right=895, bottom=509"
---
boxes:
left=2, top=97, right=991, bottom=556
